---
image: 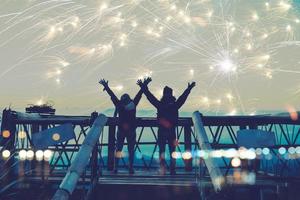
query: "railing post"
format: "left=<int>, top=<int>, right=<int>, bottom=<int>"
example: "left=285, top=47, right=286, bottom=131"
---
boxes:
left=52, top=114, right=107, bottom=200
left=107, top=125, right=116, bottom=171
left=90, top=112, right=99, bottom=178
left=192, top=111, right=224, bottom=193
left=184, top=125, right=192, bottom=171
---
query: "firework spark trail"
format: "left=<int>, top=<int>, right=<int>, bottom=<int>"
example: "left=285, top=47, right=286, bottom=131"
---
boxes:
left=0, top=0, right=300, bottom=114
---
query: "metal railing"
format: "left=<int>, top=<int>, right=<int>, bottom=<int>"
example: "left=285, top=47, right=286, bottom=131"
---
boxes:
left=2, top=109, right=300, bottom=183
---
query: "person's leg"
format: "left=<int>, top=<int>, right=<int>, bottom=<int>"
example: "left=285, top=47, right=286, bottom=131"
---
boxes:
left=167, top=128, right=177, bottom=175
left=127, top=130, right=136, bottom=174
left=158, top=128, right=166, bottom=174
left=115, top=129, right=125, bottom=173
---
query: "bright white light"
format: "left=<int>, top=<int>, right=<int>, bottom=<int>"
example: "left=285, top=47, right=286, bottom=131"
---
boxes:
left=189, top=69, right=194, bottom=76
left=197, top=150, right=207, bottom=158
left=36, top=99, right=44, bottom=106
left=255, top=148, right=262, bottom=155
left=265, top=71, right=273, bottom=79
left=207, top=10, right=213, bottom=18
left=166, top=16, right=172, bottom=21
left=295, top=146, right=300, bottom=154
left=262, top=54, right=270, bottom=60
left=231, top=157, right=241, bottom=167
left=262, top=33, right=268, bottom=39
left=182, top=151, right=192, bottom=160
left=262, top=147, right=270, bottom=155
left=44, top=150, right=53, bottom=161
left=131, top=21, right=138, bottom=27
left=171, top=152, right=181, bottom=159
left=226, top=93, right=234, bottom=101
left=279, top=1, right=291, bottom=11
left=184, top=16, right=191, bottom=23
left=219, top=59, right=236, bottom=72
left=228, top=109, right=237, bottom=115
left=223, top=148, right=238, bottom=158
left=245, top=149, right=256, bottom=159
left=170, top=4, right=177, bottom=11
left=114, top=85, right=123, bottom=91
left=252, top=13, right=259, bottom=21
left=36, top=150, right=44, bottom=161
left=215, top=99, right=222, bottom=105
left=100, top=3, right=108, bottom=11
left=60, top=61, right=70, bottom=67
left=211, top=150, right=223, bottom=158
left=56, top=69, right=62, bottom=75
left=278, top=147, right=286, bottom=155
left=26, top=150, right=34, bottom=160
left=18, top=131, right=26, bottom=139
left=2, top=150, right=10, bottom=159
left=19, top=150, right=27, bottom=161
left=246, top=43, right=252, bottom=50
left=288, top=147, right=296, bottom=154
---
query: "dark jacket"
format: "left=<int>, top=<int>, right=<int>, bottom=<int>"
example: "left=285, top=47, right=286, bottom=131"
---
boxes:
left=104, top=87, right=143, bottom=131
left=143, top=86, right=192, bottom=129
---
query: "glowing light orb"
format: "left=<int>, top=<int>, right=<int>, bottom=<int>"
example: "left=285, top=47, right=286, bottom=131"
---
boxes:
left=278, top=147, right=287, bottom=155
left=245, top=149, right=256, bottom=159
left=182, top=151, right=192, bottom=160
left=231, top=157, right=241, bottom=167
left=189, top=69, right=194, bottom=76
left=2, top=150, right=11, bottom=159
left=18, top=131, right=27, bottom=139
left=44, top=150, right=53, bottom=161
left=19, top=149, right=27, bottom=161
left=288, top=147, right=296, bottom=154
left=262, top=147, right=270, bottom=155
left=171, top=152, right=181, bottom=159
left=52, top=133, right=61, bottom=141
left=36, top=150, right=44, bottom=161
left=2, top=130, right=10, bottom=138
left=26, top=150, right=34, bottom=160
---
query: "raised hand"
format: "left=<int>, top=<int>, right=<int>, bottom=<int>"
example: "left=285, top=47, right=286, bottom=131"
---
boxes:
left=99, top=78, right=109, bottom=90
left=137, top=77, right=152, bottom=88
left=143, top=77, right=152, bottom=86
left=137, top=79, right=143, bottom=87
left=188, top=81, right=196, bottom=90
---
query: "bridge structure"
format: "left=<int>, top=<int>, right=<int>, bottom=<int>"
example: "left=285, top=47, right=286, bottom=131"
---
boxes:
left=1, top=109, right=300, bottom=200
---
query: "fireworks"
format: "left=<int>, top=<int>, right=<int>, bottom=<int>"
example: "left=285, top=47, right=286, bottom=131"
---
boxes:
left=0, top=0, right=300, bottom=114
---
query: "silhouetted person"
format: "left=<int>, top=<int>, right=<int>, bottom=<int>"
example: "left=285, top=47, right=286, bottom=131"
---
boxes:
left=99, top=79, right=148, bottom=174
left=139, top=78, right=195, bottom=175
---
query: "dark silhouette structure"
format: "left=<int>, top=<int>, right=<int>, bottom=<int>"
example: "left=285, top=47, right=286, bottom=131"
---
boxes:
left=139, top=78, right=196, bottom=175
left=99, top=79, right=148, bottom=174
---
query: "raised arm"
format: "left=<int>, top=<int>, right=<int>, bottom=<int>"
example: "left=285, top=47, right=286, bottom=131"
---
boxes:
left=99, top=79, right=119, bottom=106
left=133, top=87, right=143, bottom=106
left=175, top=82, right=196, bottom=109
left=138, top=77, right=160, bottom=108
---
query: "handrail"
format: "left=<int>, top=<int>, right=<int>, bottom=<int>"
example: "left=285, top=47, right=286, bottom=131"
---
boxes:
left=192, top=111, right=225, bottom=193
left=52, top=114, right=107, bottom=200
left=12, top=111, right=300, bottom=126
